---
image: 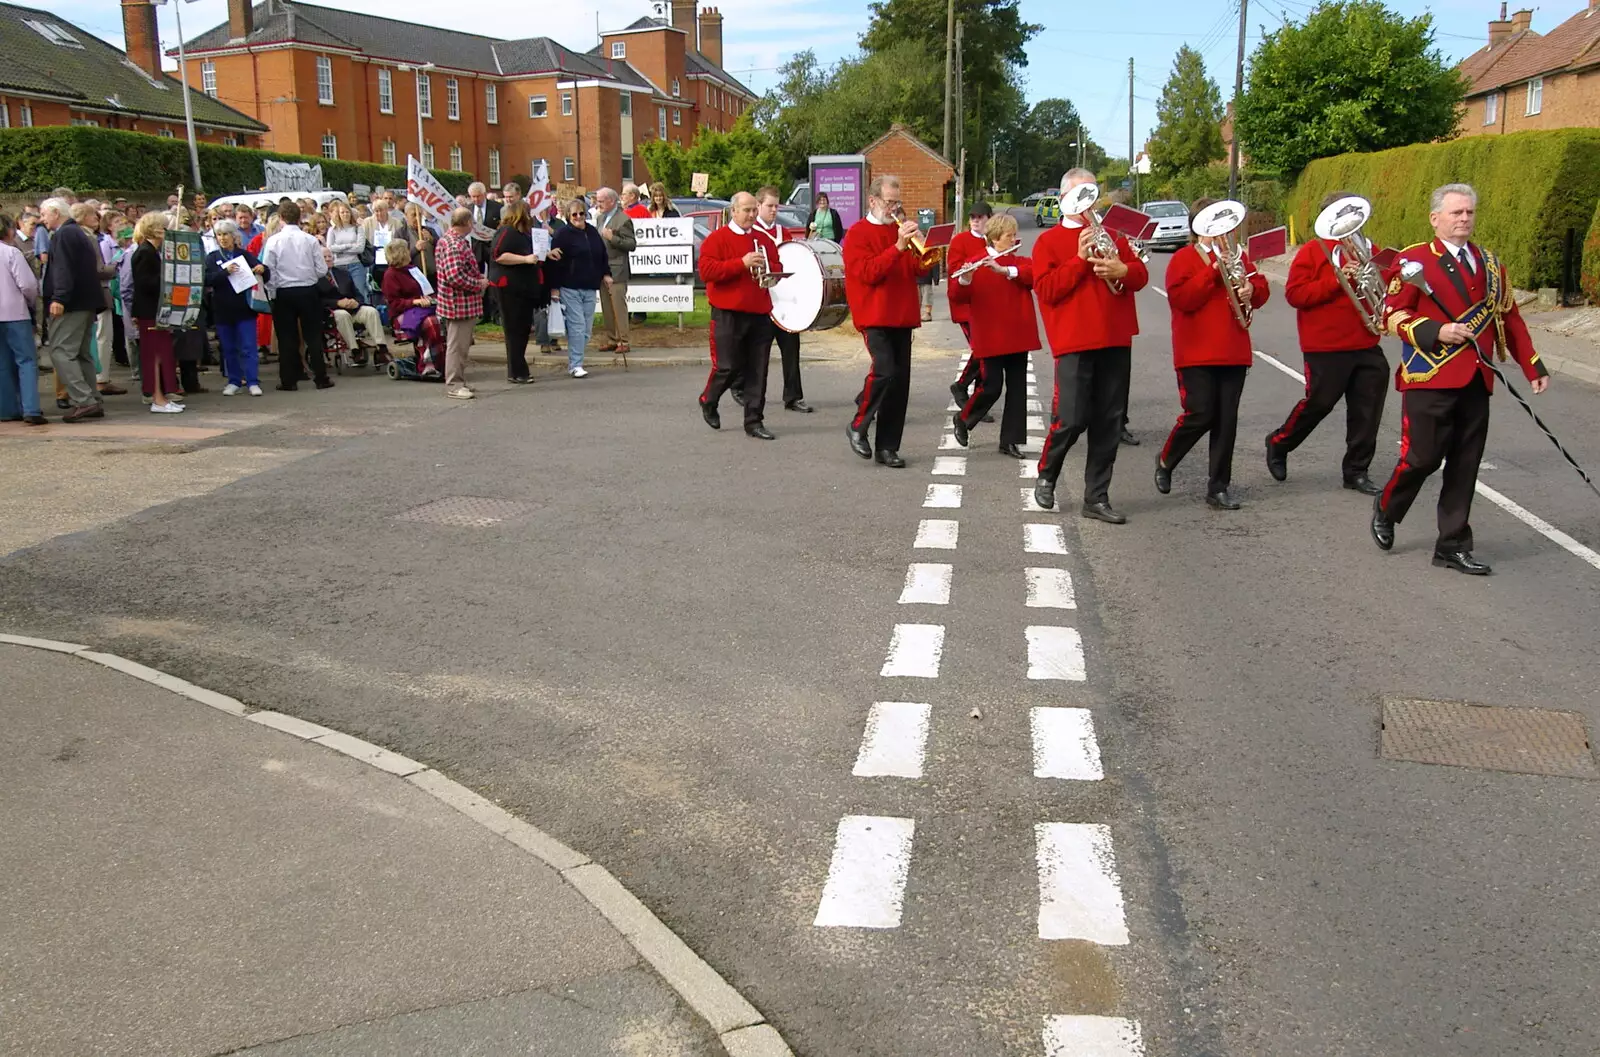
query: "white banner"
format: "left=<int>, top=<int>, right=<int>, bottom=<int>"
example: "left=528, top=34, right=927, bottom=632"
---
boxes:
left=407, top=156, right=491, bottom=239
left=626, top=284, right=695, bottom=312
left=632, top=217, right=694, bottom=247
left=629, top=246, right=694, bottom=274
left=264, top=160, right=323, bottom=193
left=526, top=159, right=556, bottom=222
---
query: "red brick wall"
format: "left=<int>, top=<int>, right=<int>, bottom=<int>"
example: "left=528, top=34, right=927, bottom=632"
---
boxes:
left=1458, top=68, right=1600, bottom=137
left=864, top=131, right=955, bottom=223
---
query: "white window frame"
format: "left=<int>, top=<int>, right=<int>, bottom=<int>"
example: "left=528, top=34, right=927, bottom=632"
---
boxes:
left=611, top=41, right=626, bottom=59
left=71, top=117, right=100, bottom=127
left=20, top=102, right=33, bottom=127
left=322, top=132, right=338, bottom=159
left=423, top=142, right=435, bottom=168
left=658, top=106, right=667, bottom=138
left=1525, top=76, right=1542, bottom=115
left=564, top=157, right=575, bottom=181
left=619, top=92, right=631, bottom=117
left=671, top=78, right=680, bottom=98
left=382, top=139, right=396, bottom=165
left=418, top=73, right=432, bottom=118
left=222, top=132, right=238, bottom=146
left=446, top=77, right=459, bottom=120
left=157, top=127, right=173, bottom=137
left=488, top=147, right=501, bottom=187
left=449, top=145, right=462, bottom=170
left=672, top=109, right=681, bottom=126
left=485, top=84, right=497, bottom=124
left=0, top=102, right=9, bottom=129
left=1483, top=92, right=1498, bottom=125
left=530, top=95, right=547, bottom=118
left=621, top=153, right=633, bottom=181
left=201, top=60, right=217, bottom=97
left=561, top=91, right=573, bottom=116
left=316, top=55, right=333, bottom=105
left=378, top=68, right=393, bottom=114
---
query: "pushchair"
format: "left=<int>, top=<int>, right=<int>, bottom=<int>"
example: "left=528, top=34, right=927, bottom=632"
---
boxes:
left=386, top=306, right=445, bottom=383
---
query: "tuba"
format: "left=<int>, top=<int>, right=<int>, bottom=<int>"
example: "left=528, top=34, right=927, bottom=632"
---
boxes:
left=1192, top=200, right=1255, bottom=329
left=1313, top=195, right=1386, bottom=336
left=1061, top=181, right=1125, bottom=293
left=890, top=205, right=945, bottom=268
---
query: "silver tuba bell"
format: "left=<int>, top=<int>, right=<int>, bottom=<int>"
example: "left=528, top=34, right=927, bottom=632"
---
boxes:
left=1313, top=195, right=1386, bottom=336
left=1192, top=199, right=1255, bottom=329
left=1062, top=181, right=1125, bottom=294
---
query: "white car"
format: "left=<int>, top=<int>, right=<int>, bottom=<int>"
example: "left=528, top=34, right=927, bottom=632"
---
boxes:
left=207, top=189, right=349, bottom=216
left=1140, top=200, right=1191, bottom=251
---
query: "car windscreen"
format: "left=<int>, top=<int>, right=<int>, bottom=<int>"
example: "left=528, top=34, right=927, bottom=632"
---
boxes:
left=1144, top=203, right=1188, bottom=218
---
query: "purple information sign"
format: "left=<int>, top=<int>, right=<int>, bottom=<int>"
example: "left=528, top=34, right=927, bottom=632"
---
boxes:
left=812, top=163, right=865, bottom=227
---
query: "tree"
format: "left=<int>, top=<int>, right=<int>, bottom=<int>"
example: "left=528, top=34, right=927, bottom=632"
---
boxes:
left=1148, top=45, right=1226, bottom=177
left=1236, top=0, right=1466, bottom=177
left=638, top=115, right=789, bottom=199
left=997, top=98, right=1108, bottom=194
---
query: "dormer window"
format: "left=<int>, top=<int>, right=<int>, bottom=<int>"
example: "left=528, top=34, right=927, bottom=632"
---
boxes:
left=612, top=42, right=626, bottom=59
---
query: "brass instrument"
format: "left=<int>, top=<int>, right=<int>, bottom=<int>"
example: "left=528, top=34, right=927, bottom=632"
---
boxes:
left=1192, top=200, right=1255, bottom=329
left=890, top=205, right=945, bottom=268
left=749, top=250, right=782, bottom=288
left=1313, top=195, right=1385, bottom=336
left=1060, top=182, right=1125, bottom=293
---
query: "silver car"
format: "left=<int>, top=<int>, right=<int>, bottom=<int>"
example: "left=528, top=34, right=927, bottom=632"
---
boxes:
left=1140, top=200, right=1191, bottom=251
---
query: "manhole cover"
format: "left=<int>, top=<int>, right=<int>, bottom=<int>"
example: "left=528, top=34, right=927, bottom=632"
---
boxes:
left=1380, top=697, right=1599, bottom=778
left=393, top=496, right=538, bottom=528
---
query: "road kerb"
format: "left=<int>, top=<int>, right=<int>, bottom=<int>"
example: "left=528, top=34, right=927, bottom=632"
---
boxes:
left=0, top=633, right=793, bottom=1057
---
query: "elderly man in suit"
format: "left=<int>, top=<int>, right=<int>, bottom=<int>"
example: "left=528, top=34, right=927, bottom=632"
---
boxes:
left=592, top=187, right=637, bottom=353
left=467, top=181, right=502, bottom=323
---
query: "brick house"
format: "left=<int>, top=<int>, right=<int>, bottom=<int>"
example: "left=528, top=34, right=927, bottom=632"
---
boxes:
left=0, top=1, right=265, bottom=146
left=862, top=124, right=956, bottom=224
left=1456, top=1, right=1600, bottom=137
left=175, top=0, right=755, bottom=189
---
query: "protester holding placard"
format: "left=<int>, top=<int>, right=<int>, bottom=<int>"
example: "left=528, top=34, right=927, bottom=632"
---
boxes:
left=130, top=212, right=181, bottom=413
left=489, top=199, right=546, bottom=385
left=547, top=199, right=608, bottom=379
left=435, top=207, right=488, bottom=399
left=203, top=220, right=268, bottom=397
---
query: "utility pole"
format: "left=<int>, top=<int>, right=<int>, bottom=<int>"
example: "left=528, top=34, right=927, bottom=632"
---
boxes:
left=1128, top=58, right=1135, bottom=178
left=942, top=0, right=955, bottom=159
left=954, top=19, right=964, bottom=199
left=1229, top=0, right=1248, bottom=199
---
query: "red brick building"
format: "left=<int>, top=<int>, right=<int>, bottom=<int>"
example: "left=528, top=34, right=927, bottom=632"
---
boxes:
left=175, top=0, right=755, bottom=189
left=1456, top=1, right=1600, bottom=137
left=862, top=124, right=956, bottom=224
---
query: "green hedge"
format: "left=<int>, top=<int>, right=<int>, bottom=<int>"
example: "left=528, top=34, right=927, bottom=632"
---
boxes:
left=0, top=126, right=473, bottom=197
left=1583, top=197, right=1600, bottom=305
left=1289, top=129, right=1600, bottom=289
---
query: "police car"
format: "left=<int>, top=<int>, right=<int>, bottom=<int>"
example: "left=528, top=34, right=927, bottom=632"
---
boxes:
left=1033, top=195, right=1062, bottom=228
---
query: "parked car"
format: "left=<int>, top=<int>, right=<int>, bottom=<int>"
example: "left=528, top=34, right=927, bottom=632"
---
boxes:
left=787, top=181, right=811, bottom=211
left=1138, top=200, right=1191, bottom=251
left=208, top=190, right=349, bottom=216
left=1033, top=195, right=1062, bottom=228
left=1022, top=191, right=1047, bottom=208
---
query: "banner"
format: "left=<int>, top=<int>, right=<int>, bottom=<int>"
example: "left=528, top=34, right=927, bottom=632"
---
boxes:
left=526, top=159, right=555, bottom=222
left=157, top=229, right=205, bottom=330
left=263, top=160, right=323, bottom=193
left=406, top=156, right=492, bottom=238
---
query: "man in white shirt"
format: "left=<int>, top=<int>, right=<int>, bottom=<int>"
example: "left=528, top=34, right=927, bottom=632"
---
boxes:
left=261, top=200, right=332, bottom=391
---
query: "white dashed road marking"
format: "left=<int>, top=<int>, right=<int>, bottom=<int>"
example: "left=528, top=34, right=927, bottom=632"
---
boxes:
left=1031, top=707, right=1104, bottom=780
left=924, top=484, right=963, bottom=509
left=1026, top=626, right=1086, bottom=680
left=1025, top=568, right=1076, bottom=609
left=1024, top=523, right=1068, bottom=554
left=931, top=456, right=967, bottom=476
left=853, top=701, right=933, bottom=778
left=913, top=519, right=959, bottom=550
left=1027, top=415, right=1046, bottom=432
left=1035, top=822, right=1129, bottom=943
left=1020, top=461, right=1039, bottom=478
left=881, top=623, right=945, bottom=678
left=899, top=563, right=953, bottom=605
left=1043, top=1015, right=1146, bottom=1056
left=938, top=434, right=966, bottom=450
left=814, top=815, right=916, bottom=929
left=1021, top=487, right=1049, bottom=512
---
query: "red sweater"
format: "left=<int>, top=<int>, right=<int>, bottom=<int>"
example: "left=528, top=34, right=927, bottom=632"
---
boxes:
left=698, top=224, right=779, bottom=314
left=1284, top=238, right=1377, bottom=352
left=949, top=255, right=1041, bottom=357
left=1165, top=243, right=1270, bottom=368
left=945, top=229, right=987, bottom=323
left=1033, top=222, right=1147, bottom=355
left=843, top=216, right=923, bottom=329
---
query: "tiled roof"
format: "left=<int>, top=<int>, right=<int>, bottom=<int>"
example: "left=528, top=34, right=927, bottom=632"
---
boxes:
left=861, top=123, right=954, bottom=171
left=1459, top=6, right=1600, bottom=95
left=591, top=14, right=754, bottom=98
left=0, top=1, right=267, bottom=130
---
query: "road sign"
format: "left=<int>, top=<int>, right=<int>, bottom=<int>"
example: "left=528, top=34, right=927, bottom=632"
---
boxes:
left=628, top=246, right=694, bottom=274
left=632, top=218, right=694, bottom=247
left=626, top=284, right=694, bottom=312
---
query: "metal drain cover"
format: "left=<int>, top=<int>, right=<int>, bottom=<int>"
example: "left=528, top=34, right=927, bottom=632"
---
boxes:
left=1380, top=697, right=1599, bottom=778
left=394, top=496, right=538, bottom=528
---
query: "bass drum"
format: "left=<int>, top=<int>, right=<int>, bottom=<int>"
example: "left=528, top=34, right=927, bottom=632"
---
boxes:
left=770, top=239, right=850, bottom=333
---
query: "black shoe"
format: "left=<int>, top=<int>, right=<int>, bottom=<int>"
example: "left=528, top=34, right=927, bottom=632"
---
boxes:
left=746, top=424, right=776, bottom=440
left=949, top=381, right=967, bottom=406
left=55, top=397, right=69, bottom=410
left=997, top=442, right=1024, bottom=458
left=951, top=412, right=969, bottom=447
left=23, top=414, right=48, bottom=426
left=1344, top=473, right=1381, bottom=496
left=1370, top=497, right=1394, bottom=551
left=275, top=382, right=298, bottom=392
left=507, top=376, right=534, bottom=384
left=875, top=449, right=906, bottom=468
left=1119, top=427, right=1140, bottom=446
left=701, top=401, right=721, bottom=430
left=1082, top=500, right=1127, bottom=524
left=1432, top=549, right=1491, bottom=575
left=1206, top=490, right=1241, bottom=510
left=1033, top=479, right=1056, bottom=510
left=1154, top=461, right=1172, bottom=494
left=846, top=425, right=872, bottom=459
left=785, top=400, right=814, bottom=413
left=1265, top=435, right=1288, bottom=482
left=314, top=377, right=335, bottom=390
left=731, top=390, right=746, bottom=407
left=982, top=414, right=996, bottom=423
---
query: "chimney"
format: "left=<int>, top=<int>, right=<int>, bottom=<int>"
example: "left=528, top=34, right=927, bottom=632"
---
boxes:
left=671, top=0, right=697, bottom=38
left=121, top=0, right=162, bottom=80
left=1509, top=8, right=1533, bottom=33
left=1488, top=1, right=1512, bottom=49
left=228, top=0, right=254, bottom=41
left=698, top=6, right=723, bottom=66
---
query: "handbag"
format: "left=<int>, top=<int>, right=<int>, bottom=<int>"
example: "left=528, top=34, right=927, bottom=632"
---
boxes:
left=546, top=299, right=564, bottom=332
left=249, top=289, right=271, bottom=314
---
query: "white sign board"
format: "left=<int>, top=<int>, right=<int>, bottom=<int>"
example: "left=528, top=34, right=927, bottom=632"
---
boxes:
left=632, top=217, right=694, bottom=247
left=691, top=172, right=710, bottom=195
left=264, top=160, right=323, bottom=193
left=626, top=284, right=695, bottom=312
left=629, top=246, right=694, bottom=274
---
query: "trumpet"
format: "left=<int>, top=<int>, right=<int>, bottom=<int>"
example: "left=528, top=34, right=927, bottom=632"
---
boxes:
left=1313, top=195, right=1386, bottom=336
left=1059, top=182, right=1125, bottom=293
left=1192, top=200, right=1255, bottom=329
left=890, top=206, right=944, bottom=268
left=748, top=250, right=782, bottom=288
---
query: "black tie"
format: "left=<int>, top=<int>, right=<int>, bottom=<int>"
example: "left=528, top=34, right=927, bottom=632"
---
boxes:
left=1459, top=249, right=1474, bottom=275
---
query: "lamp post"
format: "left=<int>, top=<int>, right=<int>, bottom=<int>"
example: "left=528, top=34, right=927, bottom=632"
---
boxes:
left=399, top=62, right=435, bottom=166
left=154, top=0, right=203, bottom=192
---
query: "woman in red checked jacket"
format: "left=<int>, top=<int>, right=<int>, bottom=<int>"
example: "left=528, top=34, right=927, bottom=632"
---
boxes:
left=1157, top=199, right=1270, bottom=510
left=948, top=212, right=1039, bottom=458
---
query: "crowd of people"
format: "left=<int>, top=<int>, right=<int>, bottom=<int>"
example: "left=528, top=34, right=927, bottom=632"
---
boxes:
left=0, top=179, right=672, bottom=417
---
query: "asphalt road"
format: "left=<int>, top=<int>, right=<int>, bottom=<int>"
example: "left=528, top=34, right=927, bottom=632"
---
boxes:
left=3, top=217, right=1599, bottom=1056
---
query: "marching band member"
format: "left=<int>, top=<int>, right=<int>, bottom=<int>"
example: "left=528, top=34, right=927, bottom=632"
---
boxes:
left=1372, top=183, right=1548, bottom=575
left=844, top=174, right=929, bottom=468
left=1032, top=169, right=1148, bottom=523
left=1157, top=198, right=1269, bottom=510
left=754, top=185, right=812, bottom=413
left=946, top=201, right=991, bottom=405
left=949, top=212, right=1038, bottom=458
left=1265, top=190, right=1389, bottom=495
left=696, top=191, right=779, bottom=440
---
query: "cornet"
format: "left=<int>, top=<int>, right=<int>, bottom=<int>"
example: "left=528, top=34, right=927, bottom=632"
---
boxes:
left=1192, top=199, right=1255, bottom=329
left=1313, top=195, right=1386, bottom=336
left=1060, top=182, right=1125, bottom=293
left=890, top=205, right=945, bottom=268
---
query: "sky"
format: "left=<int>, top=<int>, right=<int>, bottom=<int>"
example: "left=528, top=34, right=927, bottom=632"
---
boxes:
left=56, top=0, right=1561, bottom=175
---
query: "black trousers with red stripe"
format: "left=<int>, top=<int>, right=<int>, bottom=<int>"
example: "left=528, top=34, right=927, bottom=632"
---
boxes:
left=958, top=352, right=1028, bottom=445
left=852, top=326, right=913, bottom=453
left=1378, top=374, right=1490, bottom=552
left=1268, top=345, right=1389, bottom=480
left=1038, top=346, right=1131, bottom=502
left=701, top=307, right=773, bottom=429
left=1160, top=364, right=1249, bottom=495
left=954, top=321, right=981, bottom=391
